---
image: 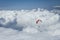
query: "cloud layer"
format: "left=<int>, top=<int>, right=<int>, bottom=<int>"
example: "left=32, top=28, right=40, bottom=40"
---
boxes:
left=0, top=8, right=60, bottom=40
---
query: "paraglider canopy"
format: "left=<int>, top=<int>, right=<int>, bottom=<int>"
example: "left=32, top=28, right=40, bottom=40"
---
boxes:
left=36, top=19, right=42, bottom=24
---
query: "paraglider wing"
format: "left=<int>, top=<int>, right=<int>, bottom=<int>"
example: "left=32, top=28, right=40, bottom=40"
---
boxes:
left=36, top=19, right=42, bottom=24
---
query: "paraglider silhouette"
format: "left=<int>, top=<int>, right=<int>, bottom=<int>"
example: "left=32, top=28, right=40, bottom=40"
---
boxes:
left=36, top=19, right=42, bottom=32
left=36, top=19, right=42, bottom=24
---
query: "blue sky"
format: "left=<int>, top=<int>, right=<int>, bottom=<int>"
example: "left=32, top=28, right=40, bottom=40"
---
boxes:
left=0, top=0, right=60, bottom=10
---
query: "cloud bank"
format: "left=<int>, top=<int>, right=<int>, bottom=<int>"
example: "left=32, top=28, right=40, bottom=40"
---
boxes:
left=0, top=8, right=60, bottom=40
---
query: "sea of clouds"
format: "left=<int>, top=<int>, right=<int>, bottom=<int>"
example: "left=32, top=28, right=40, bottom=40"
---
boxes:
left=0, top=8, right=60, bottom=40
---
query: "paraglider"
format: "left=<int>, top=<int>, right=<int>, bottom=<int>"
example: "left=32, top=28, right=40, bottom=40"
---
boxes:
left=36, top=19, right=42, bottom=24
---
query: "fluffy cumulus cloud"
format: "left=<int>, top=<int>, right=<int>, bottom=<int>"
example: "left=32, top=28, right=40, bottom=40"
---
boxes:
left=0, top=8, right=60, bottom=40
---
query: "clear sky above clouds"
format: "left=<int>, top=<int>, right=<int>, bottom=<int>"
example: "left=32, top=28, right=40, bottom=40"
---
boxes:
left=0, top=0, right=60, bottom=10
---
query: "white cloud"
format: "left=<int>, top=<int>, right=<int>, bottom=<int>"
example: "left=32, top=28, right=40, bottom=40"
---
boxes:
left=53, top=6, right=60, bottom=8
left=0, top=8, right=60, bottom=40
